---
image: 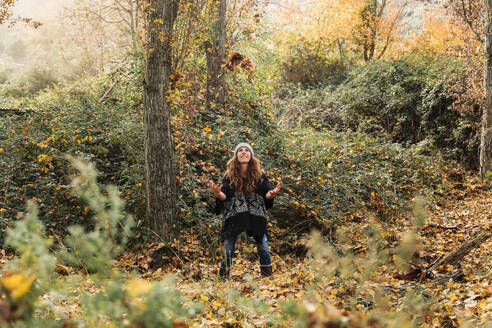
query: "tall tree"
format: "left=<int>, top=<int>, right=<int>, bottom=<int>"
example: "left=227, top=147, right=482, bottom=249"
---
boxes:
left=143, top=0, right=179, bottom=239
left=481, top=0, right=492, bottom=179
left=353, top=0, right=408, bottom=61
left=205, top=0, right=227, bottom=107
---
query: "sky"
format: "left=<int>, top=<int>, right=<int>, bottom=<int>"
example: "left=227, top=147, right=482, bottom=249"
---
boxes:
left=8, top=0, right=66, bottom=19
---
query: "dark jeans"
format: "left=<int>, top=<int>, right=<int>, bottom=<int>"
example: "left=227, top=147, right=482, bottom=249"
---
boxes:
left=220, top=233, right=272, bottom=269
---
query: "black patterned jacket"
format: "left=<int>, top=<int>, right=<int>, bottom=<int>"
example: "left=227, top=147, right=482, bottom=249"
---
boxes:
left=215, top=173, right=274, bottom=242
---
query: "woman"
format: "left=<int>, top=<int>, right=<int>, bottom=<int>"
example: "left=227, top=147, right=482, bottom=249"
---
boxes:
left=209, top=143, right=281, bottom=278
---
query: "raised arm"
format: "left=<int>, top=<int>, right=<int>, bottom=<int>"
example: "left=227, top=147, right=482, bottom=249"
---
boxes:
left=265, top=180, right=281, bottom=199
left=208, top=179, right=226, bottom=201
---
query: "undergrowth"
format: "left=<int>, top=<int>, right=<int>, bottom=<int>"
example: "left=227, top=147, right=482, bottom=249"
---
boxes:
left=273, top=57, right=481, bottom=169
left=0, top=159, right=476, bottom=327
left=0, top=55, right=468, bottom=249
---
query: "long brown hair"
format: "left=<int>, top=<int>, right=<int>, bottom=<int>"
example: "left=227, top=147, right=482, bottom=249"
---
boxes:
left=225, top=153, right=262, bottom=194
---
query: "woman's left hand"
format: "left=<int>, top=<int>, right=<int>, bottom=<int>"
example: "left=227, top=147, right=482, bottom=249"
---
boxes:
left=266, top=181, right=281, bottom=199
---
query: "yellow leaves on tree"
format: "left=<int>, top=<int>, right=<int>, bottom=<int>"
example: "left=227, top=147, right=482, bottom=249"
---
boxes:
left=303, top=0, right=366, bottom=44
left=272, top=0, right=408, bottom=61
left=398, top=8, right=478, bottom=58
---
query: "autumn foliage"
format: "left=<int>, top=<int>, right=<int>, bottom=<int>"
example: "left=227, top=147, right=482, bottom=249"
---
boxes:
left=0, top=0, right=490, bottom=326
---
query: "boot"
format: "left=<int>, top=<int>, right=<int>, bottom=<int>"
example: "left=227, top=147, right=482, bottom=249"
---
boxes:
left=219, top=266, right=230, bottom=279
left=260, top=265, right=273, bottom=277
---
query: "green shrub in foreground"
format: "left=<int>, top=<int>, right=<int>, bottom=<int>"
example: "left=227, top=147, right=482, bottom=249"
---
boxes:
left=56, top=158, right=134, bottom=275
left=0, top=164, right=479, bottom=327
left=276, top=197, right=480, bottom=328
left=0, top=159, right=196, bottom=327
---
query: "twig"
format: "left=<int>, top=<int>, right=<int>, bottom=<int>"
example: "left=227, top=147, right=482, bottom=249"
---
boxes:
left=0, top=108, right=33, bottom=115
left=425, top=223, right=459, bottom=231
left=145, top=227, right=186, bottom=267
left=426, top=230, right=491, bottom=272
left=98, top=79, right=120, bottom=104
left=460, top=0, right=483, bottom=45
left=282, top=219, right=311, bottom=235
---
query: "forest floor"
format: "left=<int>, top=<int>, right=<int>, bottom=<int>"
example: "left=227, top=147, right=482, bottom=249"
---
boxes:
left=116, top=180, right=491, bottom=327
left=1, top=181, right=490, bottom=327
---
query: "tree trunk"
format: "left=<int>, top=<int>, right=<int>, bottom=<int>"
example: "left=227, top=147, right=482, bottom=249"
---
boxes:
left=337, top=39, right=345, bottom=62
left=481, top=0, right=492, bottom=180
left=358, top=0, right=378, bottom=61
left=143, top=0, right=179, bottom=240
left=205, top=0, right=226, bottom=108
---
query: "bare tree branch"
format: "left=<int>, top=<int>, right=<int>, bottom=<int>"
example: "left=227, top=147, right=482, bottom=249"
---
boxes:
left=377, top=1, right=407, bottom=59
left=460, top=0, right=484, bottom=44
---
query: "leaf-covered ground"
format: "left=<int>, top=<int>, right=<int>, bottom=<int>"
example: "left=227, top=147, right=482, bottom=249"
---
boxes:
left=113, top=180, right=491, bottom=327
left=0, top=177, right=489, bottom=327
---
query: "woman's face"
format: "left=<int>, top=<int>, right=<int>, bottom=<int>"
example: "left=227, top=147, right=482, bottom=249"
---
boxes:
left=236, top=146, right=251, bottom=164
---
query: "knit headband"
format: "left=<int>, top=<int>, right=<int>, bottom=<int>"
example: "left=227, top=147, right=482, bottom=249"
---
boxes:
left=234, top=143, right=254, bottom=158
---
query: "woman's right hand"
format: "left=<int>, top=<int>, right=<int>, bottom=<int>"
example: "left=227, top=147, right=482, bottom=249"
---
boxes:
left=208, top=180, right=224, bottom=198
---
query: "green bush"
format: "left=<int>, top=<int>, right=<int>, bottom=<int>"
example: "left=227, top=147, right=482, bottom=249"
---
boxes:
left=273, top=129, right=462, bottom=229
left=0, top=160, right=196, bottom=327
left=281, top=40, right=349, bottom=87
left=297, top=58, right=481, bottom=168
left=0, top=56, right=145, bottom=243
left=0, top=65, right=61, bottom=98
left=56, top=159, right=134, bottom=275
left=272, top=83, right=343, bottom=128
left=0, top=53, right=468, bottom=252
left=0, top=53, right=282, bottom=247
